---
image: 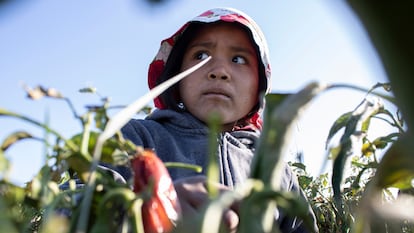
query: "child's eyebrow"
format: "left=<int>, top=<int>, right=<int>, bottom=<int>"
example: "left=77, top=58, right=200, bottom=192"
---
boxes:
left=187, top=41, right=213, bottom=50
left=188, top=41, right=255, bottom=56
left=230, top=46, right=256, bottom=56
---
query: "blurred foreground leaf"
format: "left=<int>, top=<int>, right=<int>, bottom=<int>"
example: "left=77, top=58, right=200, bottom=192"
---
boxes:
left=347, top=2, right=414, bottom=130
left=242, top=82, right=326, bottom=233
left=1, top=131, right=33, bottom=151
left=373, top=132, right=414, bottom=190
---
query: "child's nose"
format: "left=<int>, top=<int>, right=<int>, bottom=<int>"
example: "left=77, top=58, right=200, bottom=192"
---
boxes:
left=208, top=61, right=230, bottom=80
left=208, top=72, right=228, bottom=80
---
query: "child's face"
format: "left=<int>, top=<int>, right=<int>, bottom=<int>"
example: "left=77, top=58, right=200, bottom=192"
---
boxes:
left=179, top=22, right=259, bottom=131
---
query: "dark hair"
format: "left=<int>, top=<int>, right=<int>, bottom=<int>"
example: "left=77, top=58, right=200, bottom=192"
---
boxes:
left=156, top=21, right=267, bottom=116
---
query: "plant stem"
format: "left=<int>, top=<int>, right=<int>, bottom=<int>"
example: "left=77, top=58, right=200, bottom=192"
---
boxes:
left=0, top=108, right=77, bottom=151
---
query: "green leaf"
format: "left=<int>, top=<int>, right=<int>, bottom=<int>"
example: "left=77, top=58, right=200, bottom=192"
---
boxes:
left=251, top=82, right=327, bottom=188
left=206, top=112, right=221, bottom=198
left=69, top=132, right=121, bottom=164
left=374, top=133, right=414, bottom=190
left=164, top=162, right=202, bottom=173
left=79, top=87, right=97, bottom=94
left=325, top=112, right=352, bottom=148
left=90, top=188, right=138, bottom=233
left=347, top=1, right=414, bottom=132
left=0, top=197, right=19, bottom=233
left=360, top=113, right=372, bottom=132
left=290, top=162, right=307, bottom=171
left=330, top=98, right=384, bottom=206
left=64, top=152, right=93, bottom=182
left=246, top=82, right=327, bottom=233
left=372, top=133, right=399, bottom=149
left=1, top=131, right=33, bottom=151
left=0, top=149, right=10, bottom=174
left=298, top=175, right=313, bottom=189
left=240, top=190, right=317, bottom=233
left=331, top=135, right=354, bottom=206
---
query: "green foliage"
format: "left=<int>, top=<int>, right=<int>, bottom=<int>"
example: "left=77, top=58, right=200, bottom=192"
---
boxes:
left=0, top=85, right=140, bottom=233
left=1, top=80, right=414, bottom=233
left=291, top=83, right=414, bottom=232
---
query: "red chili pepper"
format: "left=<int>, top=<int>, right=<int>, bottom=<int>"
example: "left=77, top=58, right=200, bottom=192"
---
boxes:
left=131, top=148, right=181, bottom=233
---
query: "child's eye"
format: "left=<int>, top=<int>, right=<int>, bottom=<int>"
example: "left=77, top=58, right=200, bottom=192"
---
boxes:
left=232, top=56, right=246, bottom=64
left=196, top=52, right=209, bottom=60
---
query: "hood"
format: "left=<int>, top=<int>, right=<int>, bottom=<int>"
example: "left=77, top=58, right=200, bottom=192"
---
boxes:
left=148, top=7, right=271, bottom=130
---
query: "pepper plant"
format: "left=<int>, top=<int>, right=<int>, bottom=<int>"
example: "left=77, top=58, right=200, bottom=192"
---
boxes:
left=2, top=77, right=413, bottom=233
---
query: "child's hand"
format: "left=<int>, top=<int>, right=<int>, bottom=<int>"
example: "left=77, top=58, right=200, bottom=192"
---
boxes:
left=173, top=175, right=239, bottom=232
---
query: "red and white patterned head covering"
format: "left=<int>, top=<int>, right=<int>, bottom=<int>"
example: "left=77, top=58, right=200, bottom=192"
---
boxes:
left=148, top=7, right=271, bottom=130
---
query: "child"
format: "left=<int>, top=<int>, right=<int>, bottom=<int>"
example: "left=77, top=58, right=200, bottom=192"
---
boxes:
left=120, top=7, right=317, bottom=233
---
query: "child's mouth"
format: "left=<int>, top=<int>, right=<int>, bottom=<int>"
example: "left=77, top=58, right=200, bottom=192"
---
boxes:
left=203, top=91, right=230, bottom=100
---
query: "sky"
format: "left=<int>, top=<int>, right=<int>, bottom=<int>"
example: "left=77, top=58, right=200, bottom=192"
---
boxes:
left=0, top=1, right=392, bottom=186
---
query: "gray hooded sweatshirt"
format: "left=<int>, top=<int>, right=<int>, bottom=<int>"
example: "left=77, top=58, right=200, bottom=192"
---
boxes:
left=120, top=109, right=316, bottom=233
left=122, top=109, right=256, bottom=187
